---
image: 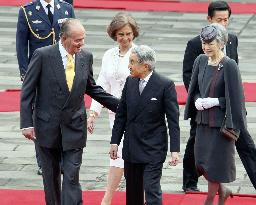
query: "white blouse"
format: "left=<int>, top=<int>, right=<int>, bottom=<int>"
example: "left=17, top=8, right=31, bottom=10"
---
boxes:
left=90, top=44, right=136, bottom=121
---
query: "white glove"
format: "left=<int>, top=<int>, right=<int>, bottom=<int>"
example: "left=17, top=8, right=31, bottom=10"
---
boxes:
left=201, top=97, right=219, bottom=109
left=195, top=98, right=204, bottom=111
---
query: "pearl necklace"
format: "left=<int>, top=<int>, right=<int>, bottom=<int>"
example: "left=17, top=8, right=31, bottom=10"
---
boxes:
left=119, top=46, right=131, bottom=58
left=113, top=48, right=129, bottom=92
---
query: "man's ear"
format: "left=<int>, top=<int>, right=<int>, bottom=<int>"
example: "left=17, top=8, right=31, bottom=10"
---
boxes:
left=62, top=33, right=68, bottom=41
left=144, top=64, right=150, bottom=72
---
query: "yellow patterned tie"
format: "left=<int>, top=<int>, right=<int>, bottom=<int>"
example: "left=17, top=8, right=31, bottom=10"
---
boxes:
left=65, top=54, right=75, bottom=91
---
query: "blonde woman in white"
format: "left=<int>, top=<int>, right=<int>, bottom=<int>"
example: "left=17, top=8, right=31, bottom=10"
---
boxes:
left=87, top=12, right=139, bottom=205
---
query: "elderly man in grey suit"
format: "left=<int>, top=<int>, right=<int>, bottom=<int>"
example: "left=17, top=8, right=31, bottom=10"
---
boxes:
left=109, top=45, right=180, bottom=205
left=20, top=19, right=119, bottom=205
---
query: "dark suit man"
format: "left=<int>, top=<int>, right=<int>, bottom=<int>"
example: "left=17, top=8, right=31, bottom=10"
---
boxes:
left=16, top=0, right=75, bottom=175
left=110, top=45, right=180, bottom=205
left=182, top=0, right=256, bottom=191
left=20, top=19, right=119, bottom=205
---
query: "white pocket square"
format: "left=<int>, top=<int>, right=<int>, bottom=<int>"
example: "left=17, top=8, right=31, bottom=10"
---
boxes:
left=151, top=98, right=157, bottom=101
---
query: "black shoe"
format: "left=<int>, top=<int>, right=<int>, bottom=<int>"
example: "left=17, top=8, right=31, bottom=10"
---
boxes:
left=37, top=167, right=42, bottom=175
left=183, top=186, right=200, bottom=193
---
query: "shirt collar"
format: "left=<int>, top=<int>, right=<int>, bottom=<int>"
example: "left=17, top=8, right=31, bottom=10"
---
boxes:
left=141, top=71, right=153, bottom=83
left=40, top=0, right=54, bottom=10
left=59, top=42, right=75, bottom=59
left=59, top=42, right=68, bottom=59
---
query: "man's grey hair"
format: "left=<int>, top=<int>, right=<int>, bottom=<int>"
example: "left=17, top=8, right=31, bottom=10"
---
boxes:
left=131, top=45, right=156, bottom=70
left=60, top=18, right=84, bottom=38
left=211, top=23, right=228, bottom=46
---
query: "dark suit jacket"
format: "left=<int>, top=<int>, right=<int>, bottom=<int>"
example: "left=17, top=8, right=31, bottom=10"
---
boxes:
left=16, top=0, right=75, bottom=76
left=20, top=43, right=119, bottom=150
left=182, top=33, right=238, bottom=91
left=110, top=72, right=180, bottom=164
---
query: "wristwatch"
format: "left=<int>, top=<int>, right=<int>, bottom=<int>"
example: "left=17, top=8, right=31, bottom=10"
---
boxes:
left=89, top=111, right=96, bottom=118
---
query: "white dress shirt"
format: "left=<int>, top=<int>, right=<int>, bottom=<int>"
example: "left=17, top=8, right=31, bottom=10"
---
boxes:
left=59, top=42, right=75, bottom=69
left=140, top=70, right=153, bottom=89
left=40, top=0, right=54, bottom=15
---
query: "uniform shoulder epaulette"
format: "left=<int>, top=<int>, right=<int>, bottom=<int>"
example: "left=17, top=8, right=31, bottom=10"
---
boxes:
left=23, top=1, right=34, bottom=7
left=59, top=0, right=69, bottom=5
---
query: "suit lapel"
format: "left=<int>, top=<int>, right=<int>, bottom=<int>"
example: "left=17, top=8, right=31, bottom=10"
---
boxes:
left=51, top=43, right=70, bottom=94
left=226, top=34, right=232, bottom=58
left=130, top=72, right=158, bottom=119
left=34, top=1, right=52, bottom=27
left=198, top=55, right=208, bottom=97
left=70, top=52, right=86, bottom=93
left=128, top=78, right=140, bottom=119
left=226, top=43, right=231, bottom=58
left=52, top=1, right=61, bottom=27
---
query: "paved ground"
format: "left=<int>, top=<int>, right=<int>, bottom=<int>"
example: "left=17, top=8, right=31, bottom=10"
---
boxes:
left=0, top=4, right=255, bottom=197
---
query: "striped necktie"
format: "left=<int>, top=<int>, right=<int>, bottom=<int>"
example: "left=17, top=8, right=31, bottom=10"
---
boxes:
left=139, top=79, right=145, bottom=95
left=65, top=54, right=75, bottom=91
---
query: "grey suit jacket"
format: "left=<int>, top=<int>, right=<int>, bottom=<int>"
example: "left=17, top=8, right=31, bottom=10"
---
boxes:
left=20, top=43, right=119, bottom=150
left=110, top=72, right=180, bottom=164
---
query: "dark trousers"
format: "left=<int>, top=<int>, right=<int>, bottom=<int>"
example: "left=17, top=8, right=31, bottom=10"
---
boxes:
left=183, top=118, right=256, bottom=189
left=38, top=146, right=83, bottom=205
left=34, top=140, right=41, bottom=168
left=124, top=160, right=163, bottom=205
left=182, top=118, right=198, bottom=190
left=236, top=128, right=256, bottom=189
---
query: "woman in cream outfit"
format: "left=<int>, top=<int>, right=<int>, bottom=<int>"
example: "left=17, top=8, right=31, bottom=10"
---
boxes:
left=87, top=12, right=139, bottom=205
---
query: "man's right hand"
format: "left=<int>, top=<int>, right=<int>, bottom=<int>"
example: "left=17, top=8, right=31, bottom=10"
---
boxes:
left=109, top=144, right=118, bottom=160
left=87, top=111, right=98, bottom=134
left=22, top=128, right=36, bottom=141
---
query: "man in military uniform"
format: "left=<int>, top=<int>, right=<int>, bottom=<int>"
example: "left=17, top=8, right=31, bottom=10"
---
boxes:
left=16, top=0, right=75, bottom=80
left=16, top=0, right=75, bottom=175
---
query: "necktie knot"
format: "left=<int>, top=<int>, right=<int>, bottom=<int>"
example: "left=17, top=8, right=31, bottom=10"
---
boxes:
left=67, top=54, right=73, bottom=64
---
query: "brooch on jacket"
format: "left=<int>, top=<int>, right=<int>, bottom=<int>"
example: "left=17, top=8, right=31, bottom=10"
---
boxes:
left=218, top=63, right=223, bottom=71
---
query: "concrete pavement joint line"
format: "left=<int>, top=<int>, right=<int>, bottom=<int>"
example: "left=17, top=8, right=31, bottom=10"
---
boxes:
left=237, top=14, right=255, bottom=37
left=13, top=144, right=19, bottom=151
left=19, top=164, right=26, bottom=171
